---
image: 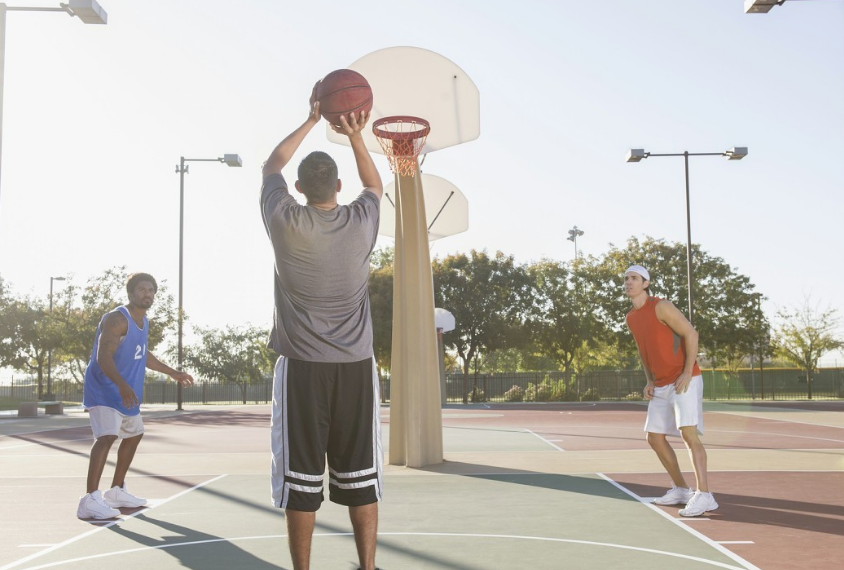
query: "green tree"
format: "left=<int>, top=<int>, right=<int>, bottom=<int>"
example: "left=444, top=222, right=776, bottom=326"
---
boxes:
left=0, top=292, right=51, bottom=397
left=527, top=259, right=607, bottom=373
left=0, top=276, right=15, bottom=365
left=432, top=250, right=533, bottom=403
left=182, top=325, right=276, bottom=404
left=369, top=247, right=394, bottom=377
left=774, top=298, right=843, bottom=400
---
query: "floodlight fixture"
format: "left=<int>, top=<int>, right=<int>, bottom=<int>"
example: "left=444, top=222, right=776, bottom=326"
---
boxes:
left=66, top=0, right=108, bottom=24
left=222, top=154, right=242, bottom=167
left=625, top=148, right=647, bottom=163
left=725, top=147, right=748, bottom=160
left=744, top=0, right=784, bottom=14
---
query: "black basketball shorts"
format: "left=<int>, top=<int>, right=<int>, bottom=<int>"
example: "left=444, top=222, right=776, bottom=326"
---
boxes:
left=270, top=355, right=383, bottom=511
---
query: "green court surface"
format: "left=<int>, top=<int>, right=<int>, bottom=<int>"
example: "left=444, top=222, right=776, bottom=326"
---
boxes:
left=2, top=402, right=842, bottom=570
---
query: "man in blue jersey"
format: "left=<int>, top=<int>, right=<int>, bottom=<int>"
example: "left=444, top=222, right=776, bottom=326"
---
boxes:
left=77, top=272, right=194, bottom=520
left=262, top=84, right=383, bottom=570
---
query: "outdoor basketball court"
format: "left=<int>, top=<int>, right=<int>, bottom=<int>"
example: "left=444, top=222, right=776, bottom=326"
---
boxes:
left=1, top=401, right=842, bottom=570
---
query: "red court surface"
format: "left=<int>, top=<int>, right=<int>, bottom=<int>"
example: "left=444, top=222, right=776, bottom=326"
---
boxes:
left=1, top=401, right=842, bottom=570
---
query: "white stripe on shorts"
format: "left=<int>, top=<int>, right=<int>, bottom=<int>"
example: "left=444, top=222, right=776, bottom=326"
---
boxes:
left=372, top=358, right=384, bottom=501
left=329, top=478, right=378, bottom=490
left=270, top=356, right=290, bottom=508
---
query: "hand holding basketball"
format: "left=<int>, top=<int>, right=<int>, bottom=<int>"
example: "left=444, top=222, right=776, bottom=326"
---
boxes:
left=308, top=80, right=321, bottom=124
left=329, top=110, right=370, bottom=138
left=316, top=69, right=373, bottom=126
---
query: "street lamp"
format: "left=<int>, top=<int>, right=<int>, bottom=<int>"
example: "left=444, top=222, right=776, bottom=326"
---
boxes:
left=45, top=275, right=66, bottom=400
left=567, top=226, right=584, bottom=259
left=174, top=154, right=242, bottom=410
left=0, top=1, right=107, bottom=254
left=625, top=147, right=747, bottom=326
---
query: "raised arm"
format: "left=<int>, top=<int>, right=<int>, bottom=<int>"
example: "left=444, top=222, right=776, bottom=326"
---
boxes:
left=331, top=112, right=383, bottom=199
left=262, top=82, right=322, bottom=178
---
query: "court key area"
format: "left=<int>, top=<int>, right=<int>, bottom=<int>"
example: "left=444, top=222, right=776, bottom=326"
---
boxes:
left=1, top=401, right=842, bottom=570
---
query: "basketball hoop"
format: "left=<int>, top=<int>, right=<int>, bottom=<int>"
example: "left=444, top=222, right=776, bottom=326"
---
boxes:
left=372, top=116, right=430, bottom=177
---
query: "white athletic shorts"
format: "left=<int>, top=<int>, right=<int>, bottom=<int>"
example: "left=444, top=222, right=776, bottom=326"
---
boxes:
left=88, top=406, right=144, bottom=439
left=644, top=375, right=704, bottom=437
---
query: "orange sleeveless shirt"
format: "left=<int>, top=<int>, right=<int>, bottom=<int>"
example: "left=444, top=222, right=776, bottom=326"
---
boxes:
left=626, top=296, right=700, bottom=387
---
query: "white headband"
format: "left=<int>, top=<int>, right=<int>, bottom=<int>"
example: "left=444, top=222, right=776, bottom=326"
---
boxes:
left=625, top=265, right=650, bottom=281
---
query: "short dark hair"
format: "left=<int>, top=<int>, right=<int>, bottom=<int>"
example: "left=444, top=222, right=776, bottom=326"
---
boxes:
left=126, top=272, right=158, bottom=296
left=297, top=151, right=338, bottom=203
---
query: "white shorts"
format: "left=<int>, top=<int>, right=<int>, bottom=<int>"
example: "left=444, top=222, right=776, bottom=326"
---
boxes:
left=644, top=375, right=704, bottom=437
left=88, top=406, right=144, bottom=439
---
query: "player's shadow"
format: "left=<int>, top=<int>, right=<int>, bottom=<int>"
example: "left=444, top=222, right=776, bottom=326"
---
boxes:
left=109, top=513, right=286, bottom=570
left=417, top=460, right=632, bottom=501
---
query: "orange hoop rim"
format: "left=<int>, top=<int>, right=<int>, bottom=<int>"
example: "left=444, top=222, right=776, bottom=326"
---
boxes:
left=372, top=116, right=431, bottom=140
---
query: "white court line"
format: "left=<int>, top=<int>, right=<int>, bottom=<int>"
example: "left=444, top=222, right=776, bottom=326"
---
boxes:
left=0, top=474, right=227, bottom=570
left=711, top=411, right=844, bottom=430
left=12, top=532, right=752, bottom=570
left=524, top=429, right=565, bottom=452
left=597, top=473, right=761, bottom=570
left=0, top=473, right=264, bottom=479
left=704, top=429, right=844, bottom=445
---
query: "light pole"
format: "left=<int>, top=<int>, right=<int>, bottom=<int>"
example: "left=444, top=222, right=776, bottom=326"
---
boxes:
left=175, top=154, right=242, bottom=410
left=567, top=225, right=584, bottom=260
left=0, top=1, right=107, bottom=254
left=45, top=275, right=66, bottom=400
left=625, top=147, right=747, bottom=326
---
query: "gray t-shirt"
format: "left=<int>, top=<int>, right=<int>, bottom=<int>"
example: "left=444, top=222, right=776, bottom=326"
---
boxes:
left=261, top=173, right=380, bottom=362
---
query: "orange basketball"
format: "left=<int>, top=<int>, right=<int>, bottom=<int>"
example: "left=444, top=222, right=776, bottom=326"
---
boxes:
left=316, top=69, right=373, bottom=126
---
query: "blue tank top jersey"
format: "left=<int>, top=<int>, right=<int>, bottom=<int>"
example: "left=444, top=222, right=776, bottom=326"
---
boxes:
left=83, top=306, right=149, bottom=416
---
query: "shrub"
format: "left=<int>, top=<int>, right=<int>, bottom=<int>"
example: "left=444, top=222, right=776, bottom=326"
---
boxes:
left=579, top=388, right=601, bottom=402
left=624, top=391, right=644, bottom=401
left=504, top=385, right=524, bottom=402
left=469, top=386, right=486, bottom=403
left=535, top=383, right=553, bottom=402
left=524, top=382, right=553, bottom=402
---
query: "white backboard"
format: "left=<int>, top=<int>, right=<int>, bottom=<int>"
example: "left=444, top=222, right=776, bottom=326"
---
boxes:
left=326, top=46, right=480, bottom=156
left=379, top=173, right=469, bottom=242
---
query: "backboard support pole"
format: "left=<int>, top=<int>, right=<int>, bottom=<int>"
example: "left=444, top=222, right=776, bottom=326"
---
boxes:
left=389, top=168, right=444, bottom=468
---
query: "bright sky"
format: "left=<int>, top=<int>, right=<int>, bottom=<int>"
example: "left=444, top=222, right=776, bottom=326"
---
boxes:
left=0, top=0, right=842, bottom=363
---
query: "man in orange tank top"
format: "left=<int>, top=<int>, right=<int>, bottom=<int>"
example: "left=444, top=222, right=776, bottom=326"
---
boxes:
left=624, top=265, right=718, bottom=517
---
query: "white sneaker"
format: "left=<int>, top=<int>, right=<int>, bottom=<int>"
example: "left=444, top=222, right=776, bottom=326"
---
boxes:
left=679, top=491, right=719, bottom=517
left=103, top=485, right=147, bottom=508
left=653, top=485, right=694, bottom=506
left=77, top=490, right=120, bottom=519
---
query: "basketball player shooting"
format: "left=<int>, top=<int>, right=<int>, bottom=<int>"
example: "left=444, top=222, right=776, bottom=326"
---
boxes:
left=260, top=78, right=384, bottom=570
